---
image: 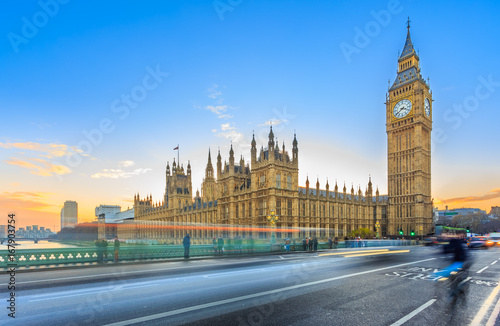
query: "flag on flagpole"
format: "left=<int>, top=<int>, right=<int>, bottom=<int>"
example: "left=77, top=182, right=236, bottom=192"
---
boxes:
left=173, top=146, right=179, bottom=150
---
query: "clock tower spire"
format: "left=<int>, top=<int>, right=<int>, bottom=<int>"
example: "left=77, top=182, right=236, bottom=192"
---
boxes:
left=386, top=20, right=433, bottom=237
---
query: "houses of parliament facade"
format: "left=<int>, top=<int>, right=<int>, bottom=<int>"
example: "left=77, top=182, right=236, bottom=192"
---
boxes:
left=132, top=23, right=434, bottom=244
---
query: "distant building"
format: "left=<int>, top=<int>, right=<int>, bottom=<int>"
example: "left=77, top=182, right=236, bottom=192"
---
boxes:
left=490, top=206, right=500, bottom=218
left=436, top=206, right=487, bottom=222
left=95, top=204, right=134, bottom=239
left=0, top=225, right=7, bottom=238
left=16, top=225, right=54, bottom=238
left=61, top=200, right=78, bottom=229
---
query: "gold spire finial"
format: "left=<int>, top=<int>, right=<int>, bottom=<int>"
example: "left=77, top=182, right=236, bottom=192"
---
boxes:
left=407, top=17, right=411, bottom=31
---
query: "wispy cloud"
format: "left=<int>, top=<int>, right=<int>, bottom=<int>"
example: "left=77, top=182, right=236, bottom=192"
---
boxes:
left=0, top=191, right=57, bottom=212
left=258, top=118, right=286, bottom=126
left=206, top=105, right=228, bottom=115
left=436, top=189, right=500, bottom=206
left=220, top=123, right=235, bottom=131
left=91, top=167, right=151, bottom=179
left=6, top=157, right=72, bottom=176
left=0, top=141, right=85, bottom=158
left=118, top=160, right=135, bottom=168
left=208, top=84, right=222, bottom=99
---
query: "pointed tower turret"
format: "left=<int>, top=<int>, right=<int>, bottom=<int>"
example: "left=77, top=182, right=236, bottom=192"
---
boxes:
left=187, top=161, right=191, bottom=176
left=229, top=143, right=235, bottom=168
left=251, top=132, right=257, bottom=166
left=268, top=126, right=275, bottom=152
left=217, top=149, right=222, bottom=179
left=292, top=132, right=298, bottom=166
left=305, top=175, right=310, bottom=194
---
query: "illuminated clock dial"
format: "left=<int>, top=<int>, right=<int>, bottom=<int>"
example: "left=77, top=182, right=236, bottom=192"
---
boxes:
left=424, top=98, right=431, bottom=116
left=393, top=99, right=412, bottom=118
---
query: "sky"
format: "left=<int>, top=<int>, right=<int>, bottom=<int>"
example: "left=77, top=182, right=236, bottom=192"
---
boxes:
left=1, top=0, right=499, bottom=231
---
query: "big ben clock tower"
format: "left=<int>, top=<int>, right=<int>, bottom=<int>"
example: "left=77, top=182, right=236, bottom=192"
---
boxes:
left=386, top=19, right=433, bottom=236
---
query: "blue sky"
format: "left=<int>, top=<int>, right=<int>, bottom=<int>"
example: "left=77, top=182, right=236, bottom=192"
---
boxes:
left=1, top=0, right=499, bottom=229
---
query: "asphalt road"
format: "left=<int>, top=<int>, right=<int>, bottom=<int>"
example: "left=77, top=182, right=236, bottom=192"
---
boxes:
left=1, top=246, right=500, bottom=326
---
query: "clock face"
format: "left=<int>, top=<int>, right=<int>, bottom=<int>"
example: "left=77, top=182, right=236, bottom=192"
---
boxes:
left=393, top=99, right=412, bottom=118
left=424, top=98, right=431, bottom=116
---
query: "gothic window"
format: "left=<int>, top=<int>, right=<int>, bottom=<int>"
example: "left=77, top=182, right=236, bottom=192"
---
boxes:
left=225, top=206, right=229, bottom=219
left=248, top=202, right=252, bottom=218
left=242, top=203, right=245, bottom=218
left=287, top=175, right=292, bottom=190
left=288, top=199, right=292, bottom=216
left=301, top=203, right=305, bottom=216
left=276, top=174, right=281, bottom=189
left=276, top=199, right=281, bottom=216
left=260, top=174, right=265, bottom=185
left=259, top=199, right=267, bottom=216
left=312, top=203, right=316, bottom=217
left=236, top=204, right=239, bottom=218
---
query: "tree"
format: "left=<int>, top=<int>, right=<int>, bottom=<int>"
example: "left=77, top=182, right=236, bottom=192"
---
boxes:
left=349, top=228, right=375, bottom=239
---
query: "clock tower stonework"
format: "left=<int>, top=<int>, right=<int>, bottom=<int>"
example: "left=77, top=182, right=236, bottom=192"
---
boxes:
left=386, top=20, right=433, bottom=236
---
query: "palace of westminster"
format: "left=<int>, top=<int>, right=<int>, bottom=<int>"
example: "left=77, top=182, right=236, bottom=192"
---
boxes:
left=127, top=23, right=434, bottom=244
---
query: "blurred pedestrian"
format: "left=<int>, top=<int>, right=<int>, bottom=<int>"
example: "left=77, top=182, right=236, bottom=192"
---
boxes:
left=217, top=235, right=224, bottom=255
left=102, top=238, right=108, bottom=262
left=328, top=237, right=333, bottom=249
left=313, top=237, right=318, bottom=251
left=113, top=236, right=120, bottom=262
left=285, top=238, right=291, bottom=253
left=308, top=237, right=313, bottom=251
left=302, top=238, right=307, bottom=251
left=212, top=237, right=217, bottom=255
left=95, top=238, right=103, bottom=263
left=183, top=234, right=191, bottom=259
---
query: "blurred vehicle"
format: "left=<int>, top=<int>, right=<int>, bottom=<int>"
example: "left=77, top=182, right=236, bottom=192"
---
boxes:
left=423, top=236, right=438, bottom=246
left=467, top=236, right=490, bottom=249
left=487, top=236, right=500, bottom=247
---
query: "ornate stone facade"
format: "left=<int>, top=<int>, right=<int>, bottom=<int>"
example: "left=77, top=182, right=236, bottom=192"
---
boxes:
left=132, top=23, right=433, bottom=243
left=386, top=21, right=433, bottom=236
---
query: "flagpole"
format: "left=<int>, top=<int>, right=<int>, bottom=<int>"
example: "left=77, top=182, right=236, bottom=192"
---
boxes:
left=177, top=144, right=179, bottom=166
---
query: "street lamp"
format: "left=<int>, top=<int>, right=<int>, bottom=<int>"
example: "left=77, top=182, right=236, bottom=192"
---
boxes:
left=267, top=209, right=279, bottom=244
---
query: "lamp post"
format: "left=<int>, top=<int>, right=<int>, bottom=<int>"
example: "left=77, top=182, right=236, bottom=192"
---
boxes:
left=267, top=209, right=279, bottom=244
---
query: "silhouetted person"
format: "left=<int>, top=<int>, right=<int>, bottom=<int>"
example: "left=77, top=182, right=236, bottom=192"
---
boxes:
left=217, top=236, right=224, bottom=255
left=183, top=234, right=191, bottom=259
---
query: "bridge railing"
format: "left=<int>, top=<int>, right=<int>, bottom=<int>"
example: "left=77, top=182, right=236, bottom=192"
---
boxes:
left=0, top=239, right=420, bottom=268
left=0, top=243, right=279, bottom=268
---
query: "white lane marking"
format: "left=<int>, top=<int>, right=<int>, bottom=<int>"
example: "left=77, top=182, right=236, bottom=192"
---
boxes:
left=28, top=281, right=161, bottom=302
left=102, top=258, right=436, bottom=326
left=491, top=260, right=497, bottom=265
left=470, top=281, right=500, bottom=325
left=389, top=299, right=436, bottom=326
left=477, top=266, right=489, bottom=274
left=279, top=256, right=285, bottom=259
left=14, top=260, right=238, bottom=285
